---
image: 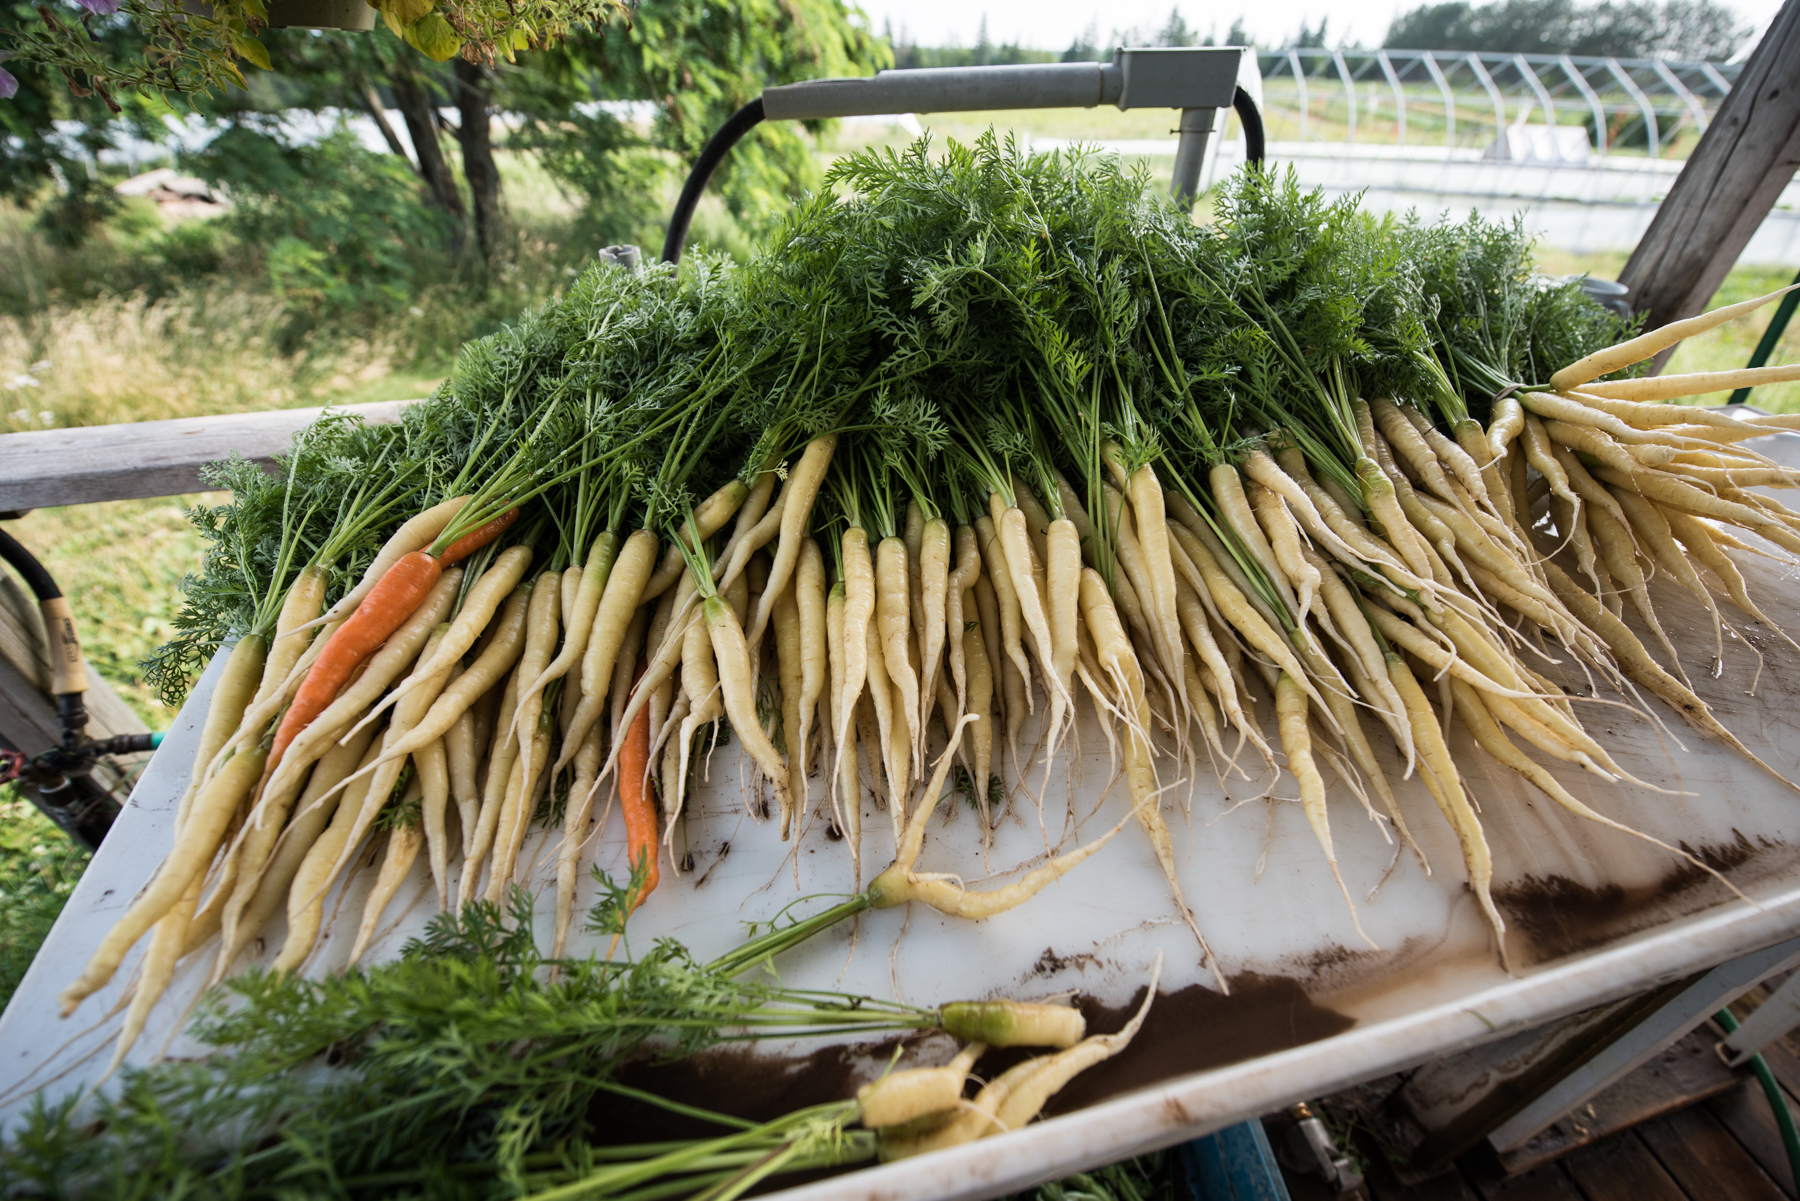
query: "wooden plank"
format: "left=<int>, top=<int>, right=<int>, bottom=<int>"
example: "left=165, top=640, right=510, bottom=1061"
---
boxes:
left=1464, top=1161, right=1584, bottom=1201
left=1368, top=1168, right=1483, bottom=1201
left=0, top=400, right=414, bottom=512
left=1638, top=1104, right=1787, bottom=1201
left=1705, top=1081, right=1798, bottom=1198
left=1616, top=0, right=1800, bottom=364
left=1560, top=1132, right=1686, bottom=1201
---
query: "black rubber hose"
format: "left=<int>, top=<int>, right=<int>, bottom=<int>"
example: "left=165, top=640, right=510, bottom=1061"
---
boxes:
left=0, top=526, right=62, bottom=603
left=1234, top=85, right=1265, bottom=168
left=1, top=524, right=86, bottom=744
left=662, top=97, right=767, bottom=265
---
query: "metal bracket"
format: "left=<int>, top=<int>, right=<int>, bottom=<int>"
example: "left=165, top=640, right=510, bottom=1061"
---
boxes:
left=1487, top=935, right=1800, bottom=1152
left=1719, top=968, right=1800, bottom=1066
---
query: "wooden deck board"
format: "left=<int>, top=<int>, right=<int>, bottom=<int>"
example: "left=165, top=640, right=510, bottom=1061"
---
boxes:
left=1637, top=1104, right=1787, bottom=1201
left=1465, top=1161, right=1585, bottom=1200
left=1560, top=1132, right=1686, bottom=1201
left=1706, top=1081, right=1799, bottom=1197
left=1367, top=1168, right=1482, bottom=1200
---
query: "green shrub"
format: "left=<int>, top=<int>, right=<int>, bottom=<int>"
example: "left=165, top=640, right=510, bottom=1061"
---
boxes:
left=190, top=125, right=452, bottom=321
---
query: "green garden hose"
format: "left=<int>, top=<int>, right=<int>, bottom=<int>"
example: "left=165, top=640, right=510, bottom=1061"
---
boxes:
left=1714, top=1007, right=1800, bottom=1190
left=1726, top=267, right=1800, bottom=407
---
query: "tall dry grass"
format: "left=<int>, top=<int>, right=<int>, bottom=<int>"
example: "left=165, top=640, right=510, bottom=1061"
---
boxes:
left=0, top=290, right=414, bottom=433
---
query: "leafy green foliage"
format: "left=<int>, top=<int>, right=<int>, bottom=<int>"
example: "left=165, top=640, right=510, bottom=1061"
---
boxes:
left=189, top=125, right=452, bottom=317
left=0, top=0, right=628, bottom=108
left=1399, top=208, right=1641, bottom=417
left=149, top=135, right=1639, bottom=701
left=143, top=410, right=416, bottom=705
left=0, top=885, right=922, bottom=1197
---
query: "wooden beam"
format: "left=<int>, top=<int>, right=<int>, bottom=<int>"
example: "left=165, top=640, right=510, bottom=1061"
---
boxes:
left=1618, top=0, right=1800, bottom=365
left=0, top=400, right=416, bottom=513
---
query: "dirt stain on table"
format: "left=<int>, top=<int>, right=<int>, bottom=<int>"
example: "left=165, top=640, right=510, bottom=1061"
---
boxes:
left=1495, top=832, right=1767, bottom=963
left=1035, top=972, right=1355, bottom=1117
left=602, top=971, right=1354, bottom=1142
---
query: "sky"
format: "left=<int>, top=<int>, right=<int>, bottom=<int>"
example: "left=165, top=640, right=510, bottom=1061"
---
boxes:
left=860, top=0, right=1786, bottom=57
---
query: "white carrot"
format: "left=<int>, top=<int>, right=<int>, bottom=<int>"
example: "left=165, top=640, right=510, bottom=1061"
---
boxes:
left=746, top=435, right=836, bottom=644
left=795, top=538, right=828, bottom=785
left=1551, top=285, right=1800, bottom=390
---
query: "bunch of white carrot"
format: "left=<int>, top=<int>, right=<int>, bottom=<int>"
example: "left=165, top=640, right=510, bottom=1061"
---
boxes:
left=64, top=132, right=1800, bottom=1070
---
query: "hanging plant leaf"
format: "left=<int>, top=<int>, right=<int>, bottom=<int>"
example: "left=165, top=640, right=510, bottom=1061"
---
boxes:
left=231, top=33, right=271, bottom=70
left=382, top=0, right=434, bottom=29
left=404, top=12, right=461, bottom=61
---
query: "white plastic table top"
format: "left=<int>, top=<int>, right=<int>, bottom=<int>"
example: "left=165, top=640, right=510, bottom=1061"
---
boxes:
left=7, top=430, right=1800, bottom=1201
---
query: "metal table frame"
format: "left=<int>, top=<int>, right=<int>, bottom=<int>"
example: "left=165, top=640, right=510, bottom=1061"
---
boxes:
left=659, top=46, right=1268, bottom=263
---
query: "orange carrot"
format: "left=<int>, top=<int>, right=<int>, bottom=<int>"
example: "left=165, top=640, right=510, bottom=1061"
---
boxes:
left=439, top=508, right=519, bottom=565
left=269, top=552, right=443, bottom=767
left=619, top=660, right=658, bottom=912
left=269, top=506, right=519, bottom=768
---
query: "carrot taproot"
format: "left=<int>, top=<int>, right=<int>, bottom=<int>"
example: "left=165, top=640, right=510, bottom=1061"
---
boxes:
left=267, top=552, right=445, bottom=769
left=640, top=478, right=752, bottom=601
left=59, top=742, right=267, bottom=1014
left=552, top=710, right=606, bottom=959
left=1550, top=284, right=1800, bottom=390
left=615, top=660, right=658, bottom=911
left=552, top=529, right=658, bottom=781
left=271, top=738, right=387, bottom=974
left=299, top=495, right=471, bottom=634
left=1388, top=652, right=1510, bottom=970
left=867, top=716, right=1134, bottom=919
left=916, top=515, right=951, bottom=742
left=1209, top=464, right=1295, bottom=611
left=670, top=618, right=723, bottom=835
left=795, top=537, right=827, bottom=783
left=202, top=721, right=380, bottom=968
left=416, top=733, right=452, bottom=908
left=876, top=535, right=921, bottom=768
left=506, top=570, right=565, bottom=812
left=745, top=435, right=836, bottom=646
left=858, top=1042, right=988, bottom=1129
left=347, top=813, right=424, bottom=967
left=446, top=706, right=481, bottom=860
left=945, top=525, right=981, bottom=717
left=437, top=506, right=519, bottom=564
left=484, top=717, right=551, bottom=903
left=864, top=614, right=903, bottom=813
left=104, top=873, right=201, bottom=1079
left=832, top=526, right=876, bottom=795
left=461, top=656, right=527, bottom=907
left=975, top=514, right=1032, bottom=712
left=771, top=574, right=805, bottom=839
left=826, top=581, right=861, bottom=885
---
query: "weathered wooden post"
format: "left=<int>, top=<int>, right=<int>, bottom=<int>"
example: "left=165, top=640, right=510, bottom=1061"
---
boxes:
left=1617, top=0, right=1800, bottom=363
